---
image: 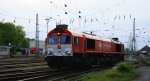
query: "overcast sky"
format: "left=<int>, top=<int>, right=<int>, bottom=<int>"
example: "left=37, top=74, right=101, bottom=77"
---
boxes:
left=0, top=0, right=150, bottom=49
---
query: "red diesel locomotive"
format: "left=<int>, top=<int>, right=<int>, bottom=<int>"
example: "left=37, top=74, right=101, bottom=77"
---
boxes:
left=45, top=24, right=124, bottom=68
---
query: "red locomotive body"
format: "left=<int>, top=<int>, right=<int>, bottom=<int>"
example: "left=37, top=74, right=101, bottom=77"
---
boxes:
left=45, top=24, right=124, bottom=67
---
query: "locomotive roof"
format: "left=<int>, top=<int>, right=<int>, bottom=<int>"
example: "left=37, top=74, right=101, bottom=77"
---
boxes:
left=69, top=29, right=114, bottom=42
left=69, top=29, right=123, bottom=44
left=48, top=27, right=122, bottom=43
left=69, top=29, right=101, bottom=40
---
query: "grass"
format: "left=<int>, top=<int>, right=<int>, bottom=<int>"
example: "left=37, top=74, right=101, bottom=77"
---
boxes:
left=63, top=62, right=138, bottom=81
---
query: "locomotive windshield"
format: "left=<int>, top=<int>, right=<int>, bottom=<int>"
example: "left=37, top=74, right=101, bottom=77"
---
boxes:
left=60, top=35, right=70, bottom=44
left=49, top=35, right=70, bottom=44
left=49, top=36, right=58, bottom=44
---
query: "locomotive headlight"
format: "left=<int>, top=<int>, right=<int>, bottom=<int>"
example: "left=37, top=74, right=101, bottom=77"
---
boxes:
left=65, top=48, right=72, bottom=56
left=47, top=50, right=53, bottom=56
left=65, top=51, right=71, bottom=56
left=47, top=51, right=50, bottom=55
left=47, top=48, right=54, bottom=56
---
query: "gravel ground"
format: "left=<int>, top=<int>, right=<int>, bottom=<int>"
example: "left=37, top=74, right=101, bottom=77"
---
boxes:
left=132, top=66, right=150, bottom=81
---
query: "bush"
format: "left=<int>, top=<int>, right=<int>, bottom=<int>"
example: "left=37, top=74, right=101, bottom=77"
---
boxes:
left=105, top=62, right=137, bottom=81
left=64, top=62, right=137, bottom=81
left=116, top=62, right=135, bottom=73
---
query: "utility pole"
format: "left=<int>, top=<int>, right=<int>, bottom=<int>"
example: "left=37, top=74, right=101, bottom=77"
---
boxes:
left=132, top=18, right=136, bottom=54
left=45, top=18, right=50, bottom=35
left=35, top=14, right=39, bottom=56
left=128, top=32, right=133, bottom=51
left=45, top=18, right=50, bottom=56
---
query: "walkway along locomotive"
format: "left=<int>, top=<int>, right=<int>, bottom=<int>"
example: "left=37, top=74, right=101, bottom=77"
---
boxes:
left=45, top=24, right=124, bottom=68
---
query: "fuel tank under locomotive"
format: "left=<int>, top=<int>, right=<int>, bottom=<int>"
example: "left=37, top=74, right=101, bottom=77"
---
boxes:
left=45, top=55, right=92, bottom=68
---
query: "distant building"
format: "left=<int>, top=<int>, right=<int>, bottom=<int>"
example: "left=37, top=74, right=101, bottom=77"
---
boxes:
left=139, top=45, right=150, bottom=56
left=29, top=40, right=45, bottom=56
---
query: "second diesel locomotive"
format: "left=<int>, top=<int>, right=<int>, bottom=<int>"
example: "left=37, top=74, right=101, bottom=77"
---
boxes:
left=45, top=24, right=124, bottom=68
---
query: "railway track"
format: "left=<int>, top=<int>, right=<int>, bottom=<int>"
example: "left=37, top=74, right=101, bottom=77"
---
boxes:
left=0, top=62, right=104, bottom=81
left=14, top=66, right=102, bottom=81
left=0, top=56, right=110, bottom=81
left=0, top=56, right=44, bottom=63
left=46, top=67, right=102, bottom=81
left=0, top=68, right=57, bottom=81
left=0, top=56, right=50, bottom=81
left=0, top=57, right=46, bottom=70
left=0, top=62, right=47, bottom=69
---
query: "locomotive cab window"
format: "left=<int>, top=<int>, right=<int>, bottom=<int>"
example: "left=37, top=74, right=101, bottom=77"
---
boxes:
left=87, top=39, right=95, bottom=50
left=49, top=36, right=58, bottom=44
left=60, top=35, right=70, bottom=44
left=74, top=37, right=78, bottom=45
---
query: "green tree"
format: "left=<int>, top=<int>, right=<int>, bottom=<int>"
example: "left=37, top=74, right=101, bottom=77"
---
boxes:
left=0, top=22, right=6, bottom=45
left=0, top=22, right=30, bottom=55
left=0, top=29, right=3, bottom=45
